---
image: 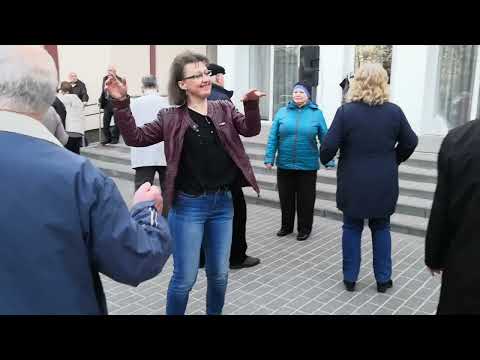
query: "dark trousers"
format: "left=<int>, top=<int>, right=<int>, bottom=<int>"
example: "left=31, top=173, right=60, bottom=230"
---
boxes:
left=134, top=166, right=168, bottom=216
left=102, top=102, right=119, bottom=142
left=65, top=136, right=82, bottom=155
left=277, top=168, right=317, bottom=234
left=200, top=185, right=248, bottom=266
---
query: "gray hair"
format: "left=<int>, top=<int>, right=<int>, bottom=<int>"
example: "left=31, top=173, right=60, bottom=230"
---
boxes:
left=0, top=46, right=58, bottom=116
left=142, top=75, right=158, bottom=89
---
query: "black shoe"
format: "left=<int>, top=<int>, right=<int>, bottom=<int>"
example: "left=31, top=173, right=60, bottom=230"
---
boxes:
left=343, top=280, right=356, bottom=292
left=101, top=139, right=111, bottom=146
left=296, top=232, right=311, bottom=241
left=230, top=256, right=261, bottom=269
left=377, top=280, right=393, bottom=293
left=277, top=228, right=293, bottom=237
left=110, top=139, right=119, bottom=144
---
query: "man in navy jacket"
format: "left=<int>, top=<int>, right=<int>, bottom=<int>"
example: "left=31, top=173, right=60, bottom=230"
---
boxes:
left=0, top=45, right=172, bottom=315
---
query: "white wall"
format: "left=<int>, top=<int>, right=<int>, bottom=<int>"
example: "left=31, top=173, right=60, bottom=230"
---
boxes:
left=58, top=45, right=111, bottom=106
left=110, top=45, right=150, bottom=97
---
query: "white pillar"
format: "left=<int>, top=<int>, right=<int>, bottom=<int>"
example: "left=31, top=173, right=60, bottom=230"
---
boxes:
left=318, top=45, right=346, bottom=126
left=389, top=45, right=430, bottom=134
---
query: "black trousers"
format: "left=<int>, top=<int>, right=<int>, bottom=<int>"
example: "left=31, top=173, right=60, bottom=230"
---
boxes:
left=65, top=136, right=82, bottom=155
left=277, top=168, right=317, bottom=234
left=102, top=102, right=119, bottom=142
left=200, top=185, right=248, bottom=266
left=134, top=166, right=167, bottom=216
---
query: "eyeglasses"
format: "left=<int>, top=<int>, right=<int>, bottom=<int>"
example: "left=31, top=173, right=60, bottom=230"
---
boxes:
left=183, top=70, right=212, bottom=81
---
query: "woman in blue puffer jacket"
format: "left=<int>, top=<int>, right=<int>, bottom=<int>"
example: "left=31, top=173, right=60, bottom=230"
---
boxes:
left=264, top=81, right=335, bottom=241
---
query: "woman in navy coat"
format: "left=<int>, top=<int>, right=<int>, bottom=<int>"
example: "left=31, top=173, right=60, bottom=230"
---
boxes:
left=320, top=63, right=418, bottom=293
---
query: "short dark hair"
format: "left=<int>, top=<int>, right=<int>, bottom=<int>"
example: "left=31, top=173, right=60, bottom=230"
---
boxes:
left=60, top=81, right=72, bottom=93
left=142, top=75, right=157, bottom=89
left=168, top=51, right=209, bottom=105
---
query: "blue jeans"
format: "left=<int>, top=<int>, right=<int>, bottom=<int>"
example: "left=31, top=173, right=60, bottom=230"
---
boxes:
left=342, top=215, right=392, bottom=283
left=166, top=191, right=233, bottom=315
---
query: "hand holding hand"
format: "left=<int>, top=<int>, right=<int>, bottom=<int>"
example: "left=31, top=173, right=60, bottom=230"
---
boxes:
left=133, top=182, right=163, bottom=213
left=265, top=163, right=273, bottom=170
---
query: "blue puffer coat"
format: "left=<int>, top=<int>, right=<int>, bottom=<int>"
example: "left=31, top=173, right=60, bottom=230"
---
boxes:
left=265, top=100, right=333, bottom=170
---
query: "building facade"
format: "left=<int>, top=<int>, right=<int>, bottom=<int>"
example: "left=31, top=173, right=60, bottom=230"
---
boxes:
left=43, top=45, right=480, bottom=140
left=217, top=45, right=480, bottom=137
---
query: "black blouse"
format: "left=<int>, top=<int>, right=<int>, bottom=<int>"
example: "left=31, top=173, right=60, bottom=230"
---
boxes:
left=175, top=108, right=238, bottom=195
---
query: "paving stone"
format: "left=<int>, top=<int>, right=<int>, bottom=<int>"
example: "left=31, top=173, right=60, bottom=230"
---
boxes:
left=94, top=177, right=436, bottom=316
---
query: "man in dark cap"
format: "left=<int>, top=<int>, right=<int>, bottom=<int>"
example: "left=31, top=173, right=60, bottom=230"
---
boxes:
left=199, top=63, right=260, bottom=270
left=207, top=63, right=234, bottom=101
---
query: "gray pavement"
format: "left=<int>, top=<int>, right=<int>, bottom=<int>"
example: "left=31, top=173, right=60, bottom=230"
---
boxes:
left=101, top=177, right=441, bottom=315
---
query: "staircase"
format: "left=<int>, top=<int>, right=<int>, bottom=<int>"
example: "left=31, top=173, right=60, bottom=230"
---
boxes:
left=81, top=139, right=437, bottom=238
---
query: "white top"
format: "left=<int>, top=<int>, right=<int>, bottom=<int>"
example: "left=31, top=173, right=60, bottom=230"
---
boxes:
left=130, top=91, right=169, bottom=168
left=57, top=93, right=85, bottom=136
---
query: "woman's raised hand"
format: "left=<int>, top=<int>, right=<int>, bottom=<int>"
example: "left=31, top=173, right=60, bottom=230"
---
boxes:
left=241, top=89, right=266, bottom=102
left=105, top=74, right=128, bottom=100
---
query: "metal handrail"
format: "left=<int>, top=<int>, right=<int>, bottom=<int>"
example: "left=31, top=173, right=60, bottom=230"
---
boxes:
left=84, top=95, right=141, bottom=143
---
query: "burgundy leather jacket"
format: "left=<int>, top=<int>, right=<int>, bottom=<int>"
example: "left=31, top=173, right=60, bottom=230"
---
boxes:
left=112, top=97, right=261, bottom=207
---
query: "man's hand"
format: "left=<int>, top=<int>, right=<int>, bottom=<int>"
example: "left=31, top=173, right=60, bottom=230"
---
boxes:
left=105, top=74, right=128, bottom=100
left=265, top=163, right=273, bottom=170
left=241, top=89, right=266, bottom=102
left=133, top=182, right=163, bottom=213
left=428, top=267, right=443, bottom=276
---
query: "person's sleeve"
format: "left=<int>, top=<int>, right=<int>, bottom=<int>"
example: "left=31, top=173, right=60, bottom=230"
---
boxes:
left=54, top=112, right=69, bottom=145
left=112, top=96, right=164, bottom=147
left=88, top=174, right=172, bottom=286
left=264, top=110, right=281, bottom=165
left=317, top=110, right=328, bottom=143
left=320, top=106, right=343, bottom=165
left=425, top=137, right=451, bottom=269
left=395, top=107, right=419, bottom=164
left=82, top=83, right=89, bottom=103
left=228, top=100, right=261, bottom=137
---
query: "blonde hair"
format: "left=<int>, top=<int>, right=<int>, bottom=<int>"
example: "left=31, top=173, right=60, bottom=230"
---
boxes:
left=347, top=63, right=389, bottom=106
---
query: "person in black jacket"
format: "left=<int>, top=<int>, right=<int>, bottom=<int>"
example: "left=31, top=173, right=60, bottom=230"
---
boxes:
left=98, top=65, right=125, bottom=145
left=68, top=72, right=89, bottom=103
left=425, top=118, right=480, bottom=314
left=199, top=63, right=260, bottom=270
left=320, top=63, right=418, bottom=293
left=52, top=95, right=67, bottom=128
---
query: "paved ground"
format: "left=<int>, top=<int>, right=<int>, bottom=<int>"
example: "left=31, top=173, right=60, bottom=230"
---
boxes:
left=101, top=177, right=441, bottom=315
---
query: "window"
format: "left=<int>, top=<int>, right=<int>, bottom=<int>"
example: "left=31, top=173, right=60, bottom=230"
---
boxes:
left=249, top=45, right=271, bottom=120
left=355, top=45, right=393, bottom=82
left=272, top=45, right=300, bottom=116
left=435, top=45, right=479, bottom=129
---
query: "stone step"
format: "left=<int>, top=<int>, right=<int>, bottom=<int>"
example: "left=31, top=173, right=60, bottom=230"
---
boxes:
left=242, top=187, right=427, bottom=238
left=82, top=144, right=438, bottom=187
left=243, top=141, right=438, bottom=170
left=81, top=146, right=131, bottom=166
left=248, top=159, right=438, bottom=185
left=87, top=155, right=432, bottom=219
left=253, top=173, right=432, bottom=218
left=86, top=158, right=427, bottom=237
